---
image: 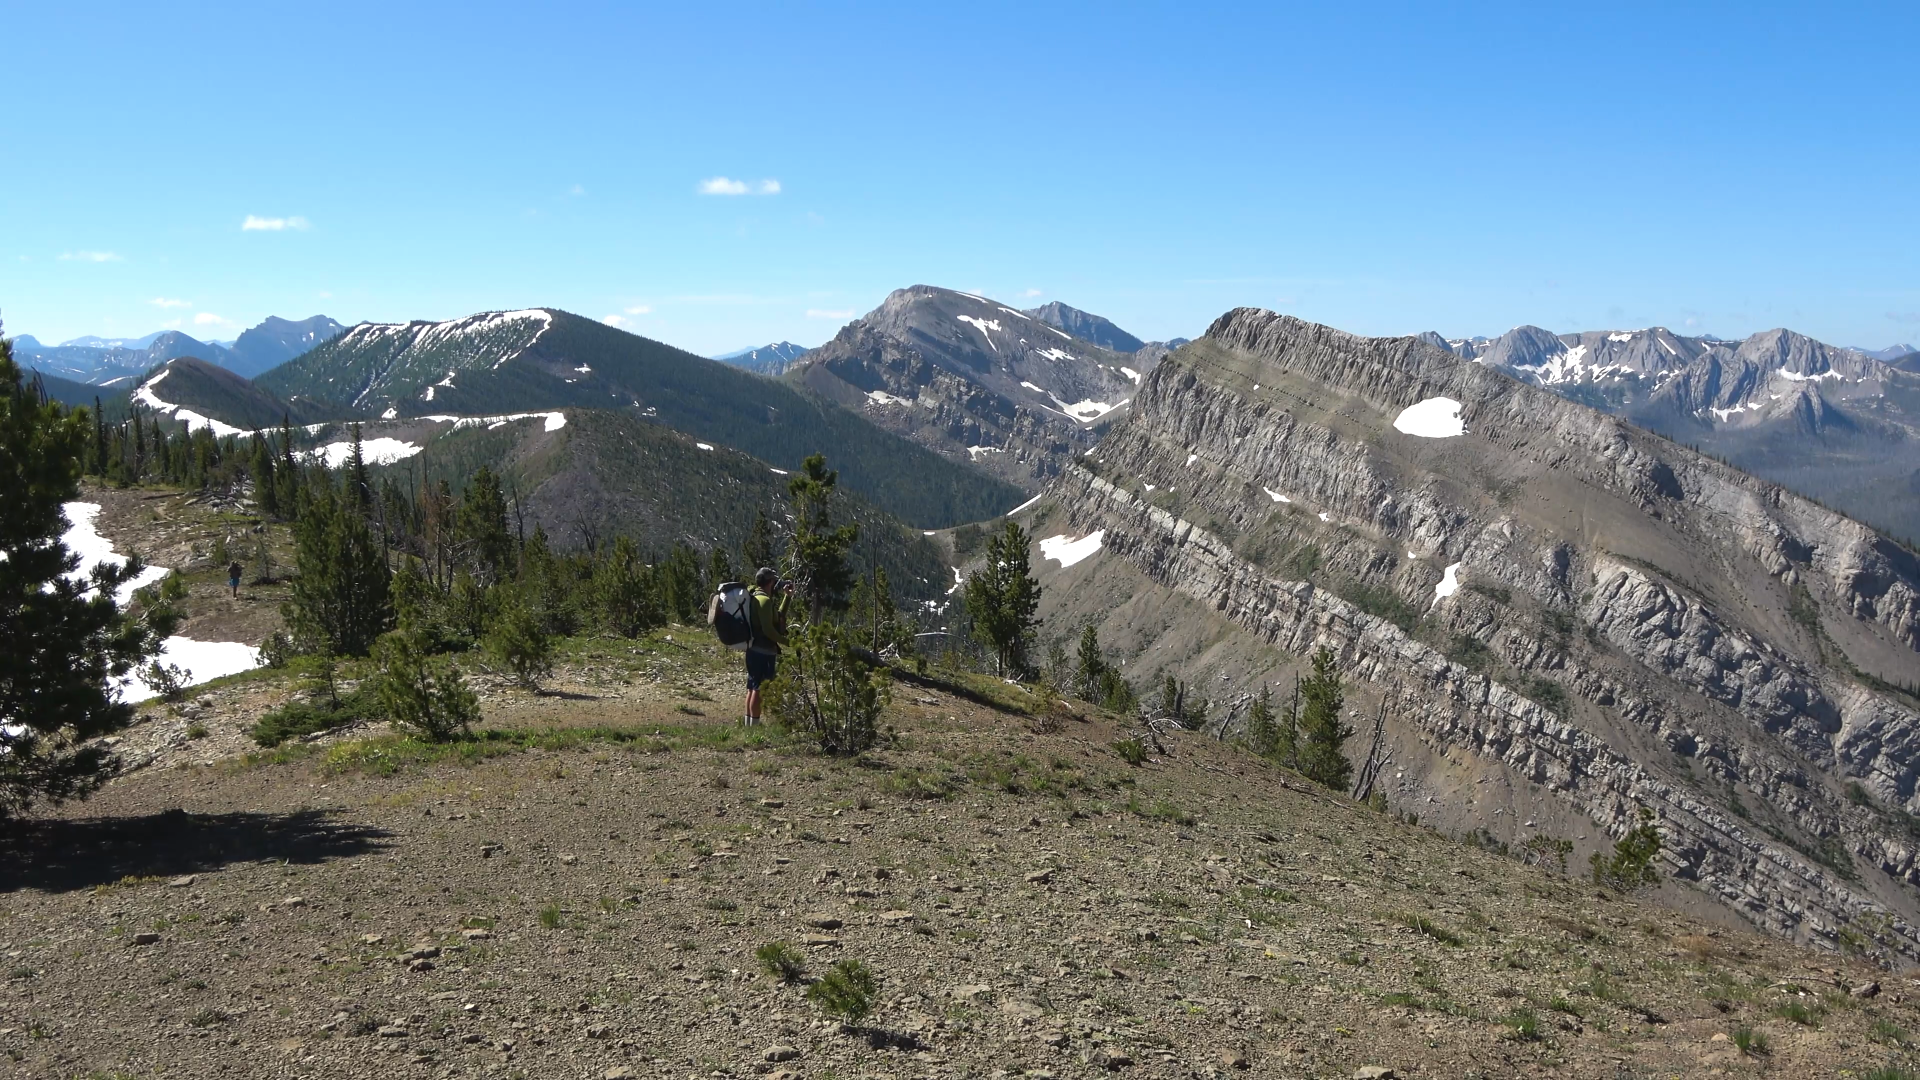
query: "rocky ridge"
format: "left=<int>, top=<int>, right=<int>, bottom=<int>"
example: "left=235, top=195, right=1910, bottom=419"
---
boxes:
left=789, top=287, right=1156, bottom=490
left=1039, top=309, right=1920, bottom=961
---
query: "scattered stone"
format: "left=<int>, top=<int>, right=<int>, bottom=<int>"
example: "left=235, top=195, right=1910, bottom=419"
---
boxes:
left=407, top=946, right=442, bottom=961
left=800, top=934, right=839, bottom=947
left=1220, top=1050, right=1250, bottom=1069
left=167, top=875, right=196, bottom=888
left=1091, top=1046, right=1132, bottom=1069
left=462, top=928, right=493, bottom=941
left=377, top=1025, right=409, bottom=1038
left=604, top=1068, right=637, bottom=1080
left=131, top=932, right=161, bottom=946
left=877, top=909, right=916, bottom=923
left=559, top=853, right=579, bottom=866
left=280, top=896, right=306, bottom=909
left=1025, top=869, right=1055, bottom=884
left=802, top=914, right=843, bottom=930
left=361, top=934, right=385, bottom=945
left=765, top=1045, right=801, bottom=1062
left=1353, top=1068, right=1395, bottom=1080
left=952, top=984, right=992, bottom=1001
left=586, top=1024, right=611, bottom=1038
left=1853, top=980, right=1882, bottom=999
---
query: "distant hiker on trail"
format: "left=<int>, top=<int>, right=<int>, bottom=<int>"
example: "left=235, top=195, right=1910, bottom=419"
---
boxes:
left=227, top=560, right=244, bottom=598
left=743, top=567, right=794, bottom=725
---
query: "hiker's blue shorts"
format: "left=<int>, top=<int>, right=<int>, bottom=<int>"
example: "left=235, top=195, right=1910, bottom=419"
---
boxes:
left=745, top=649, right=778, bottom=690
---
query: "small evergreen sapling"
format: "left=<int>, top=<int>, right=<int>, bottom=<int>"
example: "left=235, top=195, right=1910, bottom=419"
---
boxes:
left=375, top=631, right=480, bottom=742
left=806, top=958, right=879, bottom=1025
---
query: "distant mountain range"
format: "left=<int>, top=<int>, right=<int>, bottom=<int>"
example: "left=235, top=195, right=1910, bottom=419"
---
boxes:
left=13, top=314, right=344, bottom=385
left=713, top=341, right=810, bottom=375
left=1427, top=325, right=1920, bottom=541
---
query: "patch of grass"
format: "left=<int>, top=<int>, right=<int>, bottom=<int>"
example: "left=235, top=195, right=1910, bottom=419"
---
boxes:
left=537, top=904, right=563, bottom=930
left=283, top=722, right=787, bottom=777
left=184, top=721, right=209, bottom=740
left=1866, top=1068, right=1919, bottom=1080
left=1112, top=738, right=1147, bottom=766
left=880, top=767, right=953, bottom=800
left=1525, top=676, right=1569, bottom=715
left=755, top=940, right=807, bottom=983
left=1733, top=1024, right=1770, bottom=1056
left=1379, top=991, right=1422, bottom=1008
left=1403, top=913, right=1464, bottom=946
left=1446, top=635, right=1493, bottom=672
left=1773, top=999, right=1821, bottom=1026
left=1871, top=1018, right=1910, bottom=1046
left=1503, top=1006, right=1542, bottom=1042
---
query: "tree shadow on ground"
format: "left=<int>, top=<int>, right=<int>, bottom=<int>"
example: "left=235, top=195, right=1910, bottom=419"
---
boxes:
left=0, top=807, right=392, bottom=893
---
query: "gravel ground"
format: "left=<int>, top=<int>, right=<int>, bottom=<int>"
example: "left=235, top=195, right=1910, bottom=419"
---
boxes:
left=7, top=639, right=1920, bottom=1080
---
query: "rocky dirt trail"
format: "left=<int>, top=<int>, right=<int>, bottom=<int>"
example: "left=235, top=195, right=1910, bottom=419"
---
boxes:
left=7, top=636, right=1920, bottom=1080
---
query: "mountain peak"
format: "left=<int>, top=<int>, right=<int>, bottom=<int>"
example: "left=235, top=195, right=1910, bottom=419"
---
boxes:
left=1022, top=300, right=1148, bottom=354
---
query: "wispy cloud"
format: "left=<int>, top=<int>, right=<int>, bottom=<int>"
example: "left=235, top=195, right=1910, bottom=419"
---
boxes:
left=602, top=315, right=630, bottom=328
left=1022, top=288, right=1043, bottom=298
left=193, top=312, right=232, bottom=326
left=568, top=184, right=586, bottom=197
left=59, top=250, right=122, bottom=262
left=241, top=215, right=310, bottom=231
left=623, top=304, right=652, bottom=315
left=148, top=297, right=191, bottom=309
left=806, top=308, right=854, bottom=320
left=697, top=177, right=781, bottom=196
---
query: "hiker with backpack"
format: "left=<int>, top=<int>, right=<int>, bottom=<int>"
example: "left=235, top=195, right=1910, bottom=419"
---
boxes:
left=709, top=567, right=796, bottom=726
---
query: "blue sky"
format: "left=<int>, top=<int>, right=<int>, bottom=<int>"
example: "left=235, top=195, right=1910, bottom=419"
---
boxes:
left=4, top=1, right=1916, bottom=355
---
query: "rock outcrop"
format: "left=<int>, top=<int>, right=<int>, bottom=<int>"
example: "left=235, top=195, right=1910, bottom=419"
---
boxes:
left=1042, top=309, right=1920, bottom=961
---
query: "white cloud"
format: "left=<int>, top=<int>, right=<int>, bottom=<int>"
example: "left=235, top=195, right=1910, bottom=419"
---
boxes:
left=193, top=312, right=232, bottom=326
left=806, top=308, right=854, bottom=320
left=697, top=176, right=780, bottom=196
left=1022, top=288, right=1043, bottom=298
left=568, top=184, right=586, bottom=196
left=148, top=297, right=191, bottom=309
left=602, top=315, right=629, bottom=328
left=623, top=303, right=652, bottom=315
left=241, top=215, right=310, bottom=231
left=59, top=251, right=122, bottom=262
left=318, top=290, right=333, bottom=299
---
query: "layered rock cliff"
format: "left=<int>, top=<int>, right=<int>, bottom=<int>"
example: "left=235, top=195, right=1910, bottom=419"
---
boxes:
left=1043, top=309, right=1920, bottom=961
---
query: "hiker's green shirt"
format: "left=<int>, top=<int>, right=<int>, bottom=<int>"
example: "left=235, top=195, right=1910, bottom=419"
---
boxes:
left=748, top=586, right=791, bottom=652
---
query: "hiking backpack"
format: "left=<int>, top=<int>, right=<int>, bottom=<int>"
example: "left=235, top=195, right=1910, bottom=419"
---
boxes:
left=708, top=582, right=753, bottom=651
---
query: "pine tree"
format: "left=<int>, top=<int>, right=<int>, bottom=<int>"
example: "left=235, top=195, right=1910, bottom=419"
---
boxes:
left=251, top=434, right=279, bottom=518
left=375, top=630, right=479, bottom=742
left=596, top=535, right=662, bottom=637
left=343, top=423, right=373, bottom=517
left=275, top=417, right=300, bottom=516
left=1075, top=625, right=1106, bottom=701
left=787, top=454, right=858, bottom=621
left=285, top=482, right=393, bottom=656
left=456, top=467, right=514, bottom=585
left=0, top=337, right=170, bottom=820
left=1297, top=646, right=1352, bottom=791
left=964, top=520, right=1042, bottom=677
left=743, top=509, right=777, bottom=574
left=1245, top=685, right=1276, bottom=757
left=483, top=585, right=553, bottom=690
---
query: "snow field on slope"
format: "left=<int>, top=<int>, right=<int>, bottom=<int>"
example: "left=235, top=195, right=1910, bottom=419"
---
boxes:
left=61, top=502, right=262, bottom=701
left=1039, top=530, right=1105, bottom=568
left=1392, top=397, right=1466, bottom=438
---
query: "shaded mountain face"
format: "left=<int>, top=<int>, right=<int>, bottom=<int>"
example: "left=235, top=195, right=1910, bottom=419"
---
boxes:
left=1855, top=344, right=1918, bottom=362
left=227, top=315, right=345, bottom=378
left=787, top=286, right=1160, bottom=490
left=14, top=330, right=232, bottom=386
left=254, top=308, right=1023, bottom=530
left=1440, top=326, right=1920, bottom=542
left=1029, top=308, right=1920, bottom=961
left=128, top=357, right=328, bottom=435
left=713, top=341, right=808, bottom=375
left=1023, top=300, right=1147, bottom=353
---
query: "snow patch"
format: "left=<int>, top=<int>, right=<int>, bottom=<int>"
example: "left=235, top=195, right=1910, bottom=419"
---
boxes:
left=696, top=443, right=714, bottom=451
left=1392, top=397, right=1466, bottom=438
left=1432, top=562, right=1463, bottom=605
left=1121, top=367, right=1141, bottom=384
left=966, top=445, right=1005, bottom=460
left=1038, top=530, right=1104, bottom=569
left=119, top=638, right=261, bottom=702
left=956, top=315, right=1002, bottom=352
left=1262, top=488, right=1291, bottom=503
left=1606, top=332, right=1634, bottom=343
left=866, top=390, right=913, bottom=407
left=996, top=307, right=1031, bottom=321
left=61, top=502, right=169, bottom=605
left=131, top=370, right=249, bottom=437
left=314, top=437, right=423, bottom=468
left=1005, top=493, right=1044, bottom=517
left=421, top=411, right=567, bottom=433
left=1043, top=325, right=1071, bottom=340
left=1776, top=367, right=1842, bottom=382
left=1318, top=512, right=1331, bottom=522
left=1186, top=453, right=1198, bottom=467
left=1033, top=347, right=1075, bottom=363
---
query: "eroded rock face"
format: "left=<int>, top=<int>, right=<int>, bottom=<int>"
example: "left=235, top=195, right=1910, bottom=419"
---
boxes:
left=1047, top=309, right=1920, bottom=961
left=788, top=286, right=1157, bottom=489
